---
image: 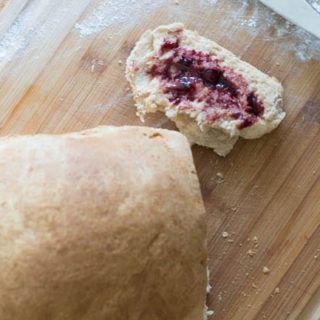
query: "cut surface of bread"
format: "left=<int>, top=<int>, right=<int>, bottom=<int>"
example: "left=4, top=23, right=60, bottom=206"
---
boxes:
left=0, top=126, right=207, bottom=320
left=126, top=23, right=285, bottom=156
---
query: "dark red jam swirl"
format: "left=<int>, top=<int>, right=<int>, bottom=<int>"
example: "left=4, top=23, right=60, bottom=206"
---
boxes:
left=148, top=38, right=264, bottom=129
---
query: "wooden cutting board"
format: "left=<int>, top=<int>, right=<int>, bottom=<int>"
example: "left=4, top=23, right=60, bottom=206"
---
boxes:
left=0, top=0, right=319, bottom=319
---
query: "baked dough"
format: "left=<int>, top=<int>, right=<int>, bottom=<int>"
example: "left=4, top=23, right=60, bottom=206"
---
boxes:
left=126, top=23, right=285, bottom=156
left=0, top=126, right=207, bottom=320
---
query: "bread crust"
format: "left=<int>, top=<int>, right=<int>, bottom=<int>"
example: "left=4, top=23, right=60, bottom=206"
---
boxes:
left=0, top=126, right=207, bottom=320
left=126, top=23, right=285, bottom=156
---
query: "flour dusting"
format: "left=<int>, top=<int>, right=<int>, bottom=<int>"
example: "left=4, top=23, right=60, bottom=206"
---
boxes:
left=74, top=0, right=165, bottom=37
left=224, top=0, right=320, bottom=62
left=74, top=0, right=320, bottom=62
left=0, top=0, right=319, bottom=63
left=0, top=0, right=40, bottom=62
left=205, top=0, right=218, bottom=5
left=0, top=0, right=84, bottom=63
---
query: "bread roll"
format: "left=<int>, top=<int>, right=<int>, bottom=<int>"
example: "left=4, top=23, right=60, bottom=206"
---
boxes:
left=0, top=126, right=207, bottom=320
left=126, top=23, right=285, bottom=156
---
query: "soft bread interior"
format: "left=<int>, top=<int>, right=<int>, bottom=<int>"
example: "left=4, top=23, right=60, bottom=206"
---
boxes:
left=126, top=23, right=285, bottom=156
left=173, top=113, right=238, bottom=157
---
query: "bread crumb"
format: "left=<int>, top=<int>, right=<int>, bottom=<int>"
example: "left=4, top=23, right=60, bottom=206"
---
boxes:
left=216, top=172, right=224, bottom=184
left=227, top=239, right=234, bottom=243
left=222, top=231, right=229, bottom=238
left=274, top=287, right=280, bottom=294
left=207, top=309, right=214, bottom=316
left=118, top=59, right=123, bottom=65
left=247, top=249, right=256, bottom=257
left=216, top=172, right=224, bottom=179
left=263, top=266, right=270, bottom=274
left=174, top=0, right=180, bottom=4
left=91, top=64, right=95, bottom=73
left=252, top=236, right=258, bottom=244
left=252, top=282, right=258, bottom=288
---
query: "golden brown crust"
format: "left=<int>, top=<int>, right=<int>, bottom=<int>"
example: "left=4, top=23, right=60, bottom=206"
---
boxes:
left=0, top=126, right=207, bottom=320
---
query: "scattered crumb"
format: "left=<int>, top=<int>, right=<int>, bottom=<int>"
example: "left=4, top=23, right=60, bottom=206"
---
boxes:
left=90, top=64, right=95, bottom=72
left=245, top=272, right=249, bottom=277
left=247, top=304, right=252, bottom=308
left=125, top=87, right=131, bottom=92
left=207, top=309, right=214, bottom=316
left=218, top=292, right=223, bottom=301
left=252, top=236, right=258, bottom=244
left=216, top=172, right=224, bottom=184
left=252, top=282, right=258, bottom=289
left=118, top=59, right=123, bottom=65
left=222, top=231, right=229, bottom=238
left=216, top=172, right=224, bottom=179
left=263, top=266, right=270, bottom=274
left=247, top=249, right=256, bottom=257
left=239, top=243, right=243, bottom=247
left=227, top=239, right=234, bottom=243
left=231, top=206, right=238, bottom=212
left=174, top=0, right=180, bottom=4
left=314, top=255, right=318, bottom=259
left=274, top=287, right=280, bottom=294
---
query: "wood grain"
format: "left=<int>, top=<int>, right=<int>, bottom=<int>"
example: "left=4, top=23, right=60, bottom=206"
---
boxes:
left=0, top=0, right=319, bottom=319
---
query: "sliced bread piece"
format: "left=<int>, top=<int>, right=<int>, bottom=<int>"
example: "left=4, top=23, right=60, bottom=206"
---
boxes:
left=126, top=23, right=285, bottom=156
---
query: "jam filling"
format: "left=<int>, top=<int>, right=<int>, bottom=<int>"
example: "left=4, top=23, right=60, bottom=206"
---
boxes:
left=148, top=38, right=264, bottom=129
